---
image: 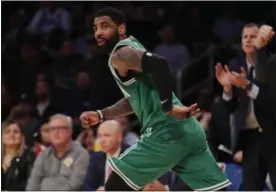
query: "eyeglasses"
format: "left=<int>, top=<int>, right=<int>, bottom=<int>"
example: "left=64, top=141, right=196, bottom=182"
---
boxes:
left=49, top=126, right=69, bottom=132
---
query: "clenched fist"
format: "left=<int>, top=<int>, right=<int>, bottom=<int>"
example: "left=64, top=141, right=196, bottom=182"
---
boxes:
left=79, top=111, right=100, bottom=128
left=254, top=25, right=275, bottom=48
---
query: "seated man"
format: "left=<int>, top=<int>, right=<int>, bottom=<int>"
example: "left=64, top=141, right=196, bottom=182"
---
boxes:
left=26, top=114, right=90, bottom=190
left=83, top=120, right=170, bottom=191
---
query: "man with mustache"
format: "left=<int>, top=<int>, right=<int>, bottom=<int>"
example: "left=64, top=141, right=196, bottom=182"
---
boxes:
left=80, top=7, right=230, bottom=191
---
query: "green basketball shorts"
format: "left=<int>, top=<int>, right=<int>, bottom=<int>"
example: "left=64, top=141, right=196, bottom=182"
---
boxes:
left=108, top=117, right=231, bottom=190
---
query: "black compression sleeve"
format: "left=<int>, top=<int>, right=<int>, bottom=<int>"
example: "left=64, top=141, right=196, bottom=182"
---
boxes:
left=141, top=52, right=174, bottom=112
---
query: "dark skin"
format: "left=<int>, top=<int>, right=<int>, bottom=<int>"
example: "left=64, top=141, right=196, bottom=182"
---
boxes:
left=80, top=16, right=199, bottom=128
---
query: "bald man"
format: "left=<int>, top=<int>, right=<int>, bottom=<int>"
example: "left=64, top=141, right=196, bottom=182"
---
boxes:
left=97, top=120, right=124, bottom=156
left=83, top=120, right=130, bottom=191
left=83, top=120, right=171, bottom=191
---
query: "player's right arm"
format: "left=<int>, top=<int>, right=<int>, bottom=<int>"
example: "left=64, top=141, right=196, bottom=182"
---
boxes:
left=80, top=97, right=133, bottom=128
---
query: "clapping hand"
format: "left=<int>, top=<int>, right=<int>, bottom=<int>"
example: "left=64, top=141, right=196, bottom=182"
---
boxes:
left=231, top=67, right=250, bottom=89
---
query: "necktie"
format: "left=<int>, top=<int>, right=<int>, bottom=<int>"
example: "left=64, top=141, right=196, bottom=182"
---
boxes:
left=108, top=164, right=112, bottom=176
left=247, top=66, right=254, bottom=116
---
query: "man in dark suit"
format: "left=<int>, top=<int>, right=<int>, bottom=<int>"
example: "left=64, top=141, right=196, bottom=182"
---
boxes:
left=215, top=23, right=276, bottom=190
left=83, top=120, right=170, bottom=191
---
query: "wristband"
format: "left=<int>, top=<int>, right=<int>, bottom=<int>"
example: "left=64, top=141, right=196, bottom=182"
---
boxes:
left=96, top=110, right=104, bottom=123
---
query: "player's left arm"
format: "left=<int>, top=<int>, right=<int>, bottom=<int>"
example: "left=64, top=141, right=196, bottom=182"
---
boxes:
left=112, top=46, right=175, bottom=112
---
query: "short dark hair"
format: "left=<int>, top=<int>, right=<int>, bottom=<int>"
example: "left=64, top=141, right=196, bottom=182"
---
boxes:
left=95, top=7, right=126, bottom=25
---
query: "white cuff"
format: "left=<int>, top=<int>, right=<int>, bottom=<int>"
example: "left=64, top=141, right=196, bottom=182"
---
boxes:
left=165, top=185, right=170, bottom=191
left=247, top=84, right=259, bottom=100
left=222, top=92, right=233, bottom=101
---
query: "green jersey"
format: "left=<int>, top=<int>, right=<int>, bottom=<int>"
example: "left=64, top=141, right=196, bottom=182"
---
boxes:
left=108, top=36, right=184, bottom=134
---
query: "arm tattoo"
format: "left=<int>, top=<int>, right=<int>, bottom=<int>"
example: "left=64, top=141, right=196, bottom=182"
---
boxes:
left=102, top=97, right=133, bottom=119
left=112, top=46, right=145, bottom=72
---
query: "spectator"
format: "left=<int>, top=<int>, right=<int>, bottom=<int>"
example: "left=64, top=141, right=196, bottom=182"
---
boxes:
left=7, top=103, right=40, bottom=148
left=33, top=123, right=52, bottom=155
left=5, top=39, right=41, bottom=98
left=33, top=80, right=59, bottom=124
left=26, top=114, right=90, bottom=190
left=77, top=128, right=95, bottom=152
left=51, top=38, right=85, bottom=89
left=83, top=120, right=170, bottom=191
left=3, top=9, right=25, bottom=52
left=154, top=24, right=191, bottom=76
left=83, top=120, right=128, bottom=191
left=115, top=116, right=139, bottom=146
left=1, top=120, right=36, bottom=191
left=26, top=2, right=70, bottom=41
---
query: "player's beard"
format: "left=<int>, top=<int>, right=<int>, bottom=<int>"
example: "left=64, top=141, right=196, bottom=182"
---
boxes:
left=101, top=32, right=120, bottom=54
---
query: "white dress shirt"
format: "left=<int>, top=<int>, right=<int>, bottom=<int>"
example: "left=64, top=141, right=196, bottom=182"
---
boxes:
left=222, top=61, right=261, bottom=130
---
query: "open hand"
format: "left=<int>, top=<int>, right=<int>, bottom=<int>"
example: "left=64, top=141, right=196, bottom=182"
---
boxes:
left=215, top=63, right=233, bottom=88
left=231, top=67, right=250, bottom=89
left=168, top=103, right=200, bottom=119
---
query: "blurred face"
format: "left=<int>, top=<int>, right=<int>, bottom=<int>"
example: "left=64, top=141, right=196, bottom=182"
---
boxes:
left=242, top=26, right=259, bottom=54
left=35, top=81, right=49, bottom=99
left=48, top=118, right=72, bottom=147
left=20, top=44, right=37, bottom=61
left=2, top=123, right=22, bottom=147
left=76, top=72, right=90, bottom=89
left=97, top=122, right=122, bottom=153
left=161, top=25, right=175, bottom=43
left=61, top=41, right=73, bottom=56
left=94, top=16, right=124, bottom=52
left=40, top=124, right=51, bottom=145
left=36, top=74, right=46, bottom=81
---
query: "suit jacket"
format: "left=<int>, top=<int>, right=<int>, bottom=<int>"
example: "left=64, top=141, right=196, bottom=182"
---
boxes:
left=208, top=97, right=233, bottom=161
left=253, top=47, right=276, bottom=158
left=83, top=144, right=171, bottom=191
left=1, top=149, right=36, bottom=191
left=225, top=52, right=276, bottom=153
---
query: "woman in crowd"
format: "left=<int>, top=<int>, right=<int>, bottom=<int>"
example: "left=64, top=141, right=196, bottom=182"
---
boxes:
left=1, top=120, right=36, bottom=191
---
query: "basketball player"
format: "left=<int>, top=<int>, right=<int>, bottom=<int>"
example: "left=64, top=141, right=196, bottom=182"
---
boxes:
left=80, top=7, right=231, bottom=191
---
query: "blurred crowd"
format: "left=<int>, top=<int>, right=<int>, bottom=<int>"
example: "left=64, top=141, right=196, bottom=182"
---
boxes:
left=1, top=1, right=276, bottom=191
